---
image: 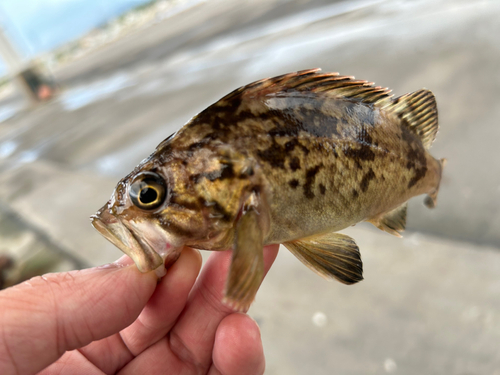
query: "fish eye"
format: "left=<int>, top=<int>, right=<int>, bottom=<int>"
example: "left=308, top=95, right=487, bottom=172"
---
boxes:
left=129, top=172, right=167, bottom=210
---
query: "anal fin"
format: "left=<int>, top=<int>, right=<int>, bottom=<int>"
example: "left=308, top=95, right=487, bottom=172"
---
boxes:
left=284, top=232, right=363, bottom=285
left=368, top=203, right=407, bottom=237
left=224, top=205, right=264, bottom=311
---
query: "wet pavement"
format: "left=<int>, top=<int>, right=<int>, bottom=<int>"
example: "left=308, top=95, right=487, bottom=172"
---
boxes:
left=0, top=0, right=499, bottom=373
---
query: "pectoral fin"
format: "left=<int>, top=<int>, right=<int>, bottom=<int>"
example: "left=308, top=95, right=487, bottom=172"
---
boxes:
left=368, top=203, right=407, bottom=237
left=223, top=205, right=264, bottom=311
left=284, top=232, right=363, bottom=285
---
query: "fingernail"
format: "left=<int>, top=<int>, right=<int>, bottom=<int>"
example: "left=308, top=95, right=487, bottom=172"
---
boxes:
left=114, top=255, right=134, bottom=266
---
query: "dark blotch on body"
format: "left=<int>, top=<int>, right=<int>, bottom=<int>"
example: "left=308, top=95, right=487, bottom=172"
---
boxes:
left=257, top=139, right=287, bottom=169
left=297, top=106, right=341, bottom=138
left=303, top=165, right=322, bottom=199
left=359, top=128, right=373, bottom=145
left=284, top=139, right=310, bottom=155
left=344, top=144, right=375, bottom=168
left=212, top=201, right=232, bottom=221
left=360, top=168, right=376, bottom=193
left=218, top=163, right=235, bottom=180
left=197, top=197, right=232, bottom=222
left=343, top=125, right=376, bottom=168
left=285, top=139, right=298, bottom=151
left=319, top=183, right=326, bottom=195
left=289, top=179, right=299, bottom=189
left=265, top=104, right=342, bottom=139
left=217, top=96, right=242, bottom=112
left=408, top=166, right=427, bottom=188
left=352, top=189, right=359, bottom=199
left=289, top=157, right=301, bottom=171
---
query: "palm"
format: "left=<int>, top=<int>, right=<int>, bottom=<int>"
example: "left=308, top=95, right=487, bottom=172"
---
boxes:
left=0, top=246, right=279, bottom=375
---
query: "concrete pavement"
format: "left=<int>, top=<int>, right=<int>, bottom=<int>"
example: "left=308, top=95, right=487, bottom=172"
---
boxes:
left=254, top=227, right=500, bottom=375
left=0, top=0, right=499, bottom=373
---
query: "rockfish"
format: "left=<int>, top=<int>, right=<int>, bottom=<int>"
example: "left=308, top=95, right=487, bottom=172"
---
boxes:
left=91, top=69, right=445, bottom=310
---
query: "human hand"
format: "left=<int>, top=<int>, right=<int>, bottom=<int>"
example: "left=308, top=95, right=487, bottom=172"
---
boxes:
left=0, top=245, right=279, bottom=375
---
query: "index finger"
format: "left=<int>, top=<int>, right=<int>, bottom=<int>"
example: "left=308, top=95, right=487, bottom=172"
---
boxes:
left=0, top=261, right=157, bottom=375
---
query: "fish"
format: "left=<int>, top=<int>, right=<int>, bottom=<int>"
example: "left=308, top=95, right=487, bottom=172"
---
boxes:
left=91, top=68, right=445, bottom=310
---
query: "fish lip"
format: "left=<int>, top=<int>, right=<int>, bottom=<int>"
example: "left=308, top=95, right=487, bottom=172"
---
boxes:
left=90, top=207, right=163, bottom=273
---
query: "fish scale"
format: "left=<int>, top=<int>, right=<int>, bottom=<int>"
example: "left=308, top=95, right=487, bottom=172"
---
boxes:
left=91, top=69, right=445, bottom=311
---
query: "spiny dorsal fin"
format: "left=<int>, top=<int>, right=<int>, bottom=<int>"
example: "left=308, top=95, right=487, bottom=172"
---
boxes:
left=221, top=69, right=438, bottom=149
left=284, top=232, right=363, bottom=285
left=368, top=203, right=408, bottom=238
left=220, top=68, right=393, bottom=105
left=382, top=89, right=438, bottom=150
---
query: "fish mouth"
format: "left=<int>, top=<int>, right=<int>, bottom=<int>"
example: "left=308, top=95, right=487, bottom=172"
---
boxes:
left=91, top=206, right=164, bottom=274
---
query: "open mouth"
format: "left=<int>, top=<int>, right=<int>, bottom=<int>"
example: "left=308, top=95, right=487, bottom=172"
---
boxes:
left=90, top=206, right=165, bottom=275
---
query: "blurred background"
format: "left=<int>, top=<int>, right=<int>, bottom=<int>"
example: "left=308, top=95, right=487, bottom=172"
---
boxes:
left=0, top=0, right=499, bottom=373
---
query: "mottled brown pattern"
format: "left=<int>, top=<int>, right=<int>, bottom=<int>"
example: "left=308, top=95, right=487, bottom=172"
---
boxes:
left=92, top=69, right=444, bottom=301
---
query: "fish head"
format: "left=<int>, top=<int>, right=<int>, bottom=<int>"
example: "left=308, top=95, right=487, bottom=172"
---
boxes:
left=91, top=137, right=257, bottom=273
left=91, top=161, right=182, bottom=273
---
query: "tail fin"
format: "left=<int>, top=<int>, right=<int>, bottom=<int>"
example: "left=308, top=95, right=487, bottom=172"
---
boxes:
left=424, top=158, right=446, bottom=208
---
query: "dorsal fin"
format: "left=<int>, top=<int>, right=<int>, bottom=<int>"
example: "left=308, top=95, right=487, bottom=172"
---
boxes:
left=220, top=68, right=393, bottom=105
left=381, top=89, right=438, bottom=150
left=220, top=69, right=438, bottom=149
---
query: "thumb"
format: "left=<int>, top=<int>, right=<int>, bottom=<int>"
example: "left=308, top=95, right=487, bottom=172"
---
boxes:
left=0, top=258, right=157, bottom=375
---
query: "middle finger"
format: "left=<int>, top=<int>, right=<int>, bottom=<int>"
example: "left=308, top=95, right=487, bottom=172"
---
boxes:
left=169, top=245, right=279, bottom=370
left=120, top=247, right=203, bottom=355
